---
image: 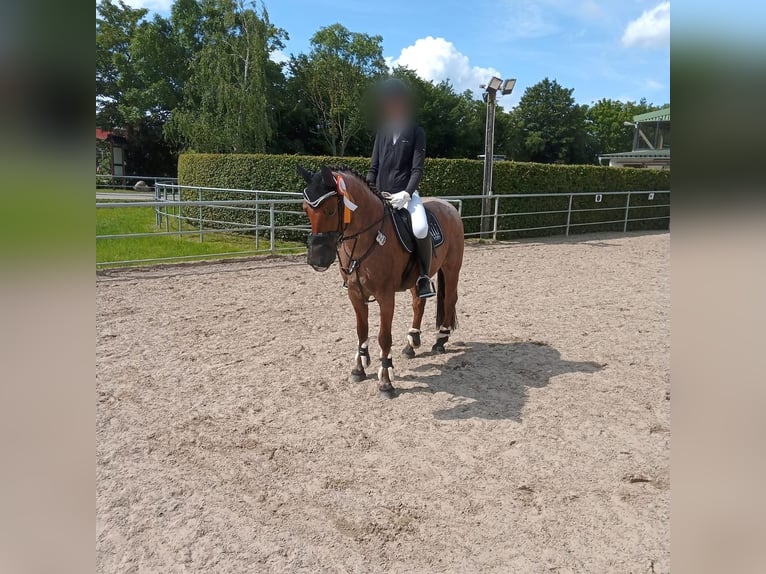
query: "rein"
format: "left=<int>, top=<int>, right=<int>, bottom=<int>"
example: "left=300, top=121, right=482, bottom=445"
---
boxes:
left=338, top=208, right=386, bottom=276
left=333, top=180, right=388, bottom=301
left=306, top=172, right=388, bottom=301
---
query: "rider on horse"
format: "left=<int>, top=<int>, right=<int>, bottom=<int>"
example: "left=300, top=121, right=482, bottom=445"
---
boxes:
left=366, top=78, right=435, bottom=299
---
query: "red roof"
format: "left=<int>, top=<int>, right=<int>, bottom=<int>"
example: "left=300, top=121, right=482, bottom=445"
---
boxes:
left=96, top=128, right=111, bottom=140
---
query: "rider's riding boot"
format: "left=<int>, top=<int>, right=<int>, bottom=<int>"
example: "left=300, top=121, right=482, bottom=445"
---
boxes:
left=415, top=235, right=436, bottom=299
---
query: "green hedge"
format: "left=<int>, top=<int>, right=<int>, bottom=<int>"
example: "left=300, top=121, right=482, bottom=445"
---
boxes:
left=178, top=153, right=670, bottom=239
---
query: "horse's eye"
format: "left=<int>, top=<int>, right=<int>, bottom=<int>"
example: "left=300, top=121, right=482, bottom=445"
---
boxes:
left=326, top=207, right=336, bottom=216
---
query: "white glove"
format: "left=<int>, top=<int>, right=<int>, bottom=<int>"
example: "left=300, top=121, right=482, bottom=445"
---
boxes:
left=388, top=191, right=411, bottom=210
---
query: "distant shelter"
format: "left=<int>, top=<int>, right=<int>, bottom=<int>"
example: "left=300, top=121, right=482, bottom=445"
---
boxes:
left=96, top=128, right=128, bottom=176
left=599, top=107, right=670, bottom=170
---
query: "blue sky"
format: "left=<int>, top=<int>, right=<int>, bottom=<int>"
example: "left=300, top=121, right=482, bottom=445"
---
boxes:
left=124, top=0, right=671, bottom=108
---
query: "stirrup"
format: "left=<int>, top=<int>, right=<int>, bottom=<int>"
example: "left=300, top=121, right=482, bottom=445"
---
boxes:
left=416, top=276, right=436, bottom=298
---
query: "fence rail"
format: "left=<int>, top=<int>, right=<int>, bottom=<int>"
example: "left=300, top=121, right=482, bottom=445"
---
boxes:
left=96, top=182, right=669, bottom=267
left=96, top=174, right=178, bottom=190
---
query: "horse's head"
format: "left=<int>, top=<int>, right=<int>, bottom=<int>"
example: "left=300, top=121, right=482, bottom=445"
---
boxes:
left=298, top=165, right=343, bottom=271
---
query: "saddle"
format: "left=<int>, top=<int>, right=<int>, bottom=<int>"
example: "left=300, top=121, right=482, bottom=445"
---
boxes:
left=390, top=205, right=445, bottom=254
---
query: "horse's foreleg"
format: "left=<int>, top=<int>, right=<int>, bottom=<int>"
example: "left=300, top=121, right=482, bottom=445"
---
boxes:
left=376, top=295, right=396, bottom=399
left=349, top=292, right=370, bottom=383
left=402, top=287, right=426, bottom=358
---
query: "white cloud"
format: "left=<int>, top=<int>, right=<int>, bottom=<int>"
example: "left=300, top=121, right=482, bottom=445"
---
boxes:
left=387, top=37, right=501, bottom=96
left=622, top=2, right=670, bottom=48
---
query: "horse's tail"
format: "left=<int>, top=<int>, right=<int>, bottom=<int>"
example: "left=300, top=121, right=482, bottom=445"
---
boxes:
left=435, top=269, right=457, bottom=331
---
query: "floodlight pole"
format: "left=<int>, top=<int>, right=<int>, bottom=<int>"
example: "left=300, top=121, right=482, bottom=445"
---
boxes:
left=480, top=89, right=498, bottom=238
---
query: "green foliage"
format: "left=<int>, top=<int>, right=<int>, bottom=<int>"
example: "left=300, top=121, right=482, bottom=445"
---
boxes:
left=96, top=140, right=112, bottom=175
left=179, top=153, right=670, bottom=239
left=166, top=0, right=280, bottom=153
left=127, top=14, right=186, bottom=121
left=511, top=78, right=589, bottom=164
left=96, top=1, right=667, bottom=175
left=585, top=98, right=660, bottom=158
left=389, top=68, right=487, bottom=159
left=288, top=24, right=387, bottom=156
left=97, top=0, right=187, bottom=174
left=96, top=0, right=148, bottom=129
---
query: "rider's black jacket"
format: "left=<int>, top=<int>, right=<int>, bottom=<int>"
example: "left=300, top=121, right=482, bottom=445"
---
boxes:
left=366, top=124, right=426, bottom=195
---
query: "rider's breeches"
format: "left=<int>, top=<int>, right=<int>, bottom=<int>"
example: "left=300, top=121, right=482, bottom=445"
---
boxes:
left=408, top=191, right=428, bottom=239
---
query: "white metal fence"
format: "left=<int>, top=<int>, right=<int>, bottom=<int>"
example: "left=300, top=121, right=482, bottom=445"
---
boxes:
left=96, top=182, right=670, bottom=267
left=96, top=174, right=178, bottom=191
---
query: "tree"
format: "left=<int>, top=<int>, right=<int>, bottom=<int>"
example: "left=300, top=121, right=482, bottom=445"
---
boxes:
left=270, top=69, right=330, bottom=155
left=585, top=98, right=660, bottom=160
left=97, top=0, right=198, bottom=174
left=493, top=104, right=521, bottom=160
left=291, top=24, right=386, bottom=156
left=96, top=2, right=664, bottom=169
left=96, top=0, right=148, bottom=130
left=127, top=15, right=188, bottom=123
left=511, top=78, right=588, bottom=164
left=167, top=0, right=281, bottom=153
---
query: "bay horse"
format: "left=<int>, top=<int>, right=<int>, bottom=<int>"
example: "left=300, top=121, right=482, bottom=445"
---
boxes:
left=298, top=165, right=464, bottom=398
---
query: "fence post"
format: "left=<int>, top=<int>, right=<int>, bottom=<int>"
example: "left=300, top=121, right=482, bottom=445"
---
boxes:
left=269, top=202, right=275, bottom=255
left=176, top=185, right=182, bottom=236
left=492, top=195, right=500, bottom=240
left=255, top=191, right=260, bottom=250
left=623, top=192, right=631, bottom=233
left=198, top=187, right=203, bottom=242
left=164, top=185, right=169, bottom=233
left=155, top=184, right=160, bottom=227
left=565, top=194, right=573, bottom=236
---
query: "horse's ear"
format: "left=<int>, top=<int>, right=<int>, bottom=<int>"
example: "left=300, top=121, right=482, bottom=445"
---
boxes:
left=296, top=164, right=313, bottom=184
left=320, top=165, right=336, bottom=188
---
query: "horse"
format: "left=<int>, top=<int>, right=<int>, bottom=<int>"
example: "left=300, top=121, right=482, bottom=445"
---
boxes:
left=298, top=164, right=464, bottom=398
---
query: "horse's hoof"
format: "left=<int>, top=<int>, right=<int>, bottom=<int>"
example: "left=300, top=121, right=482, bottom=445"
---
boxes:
left=431, top=343, right=446, bottom=354
left=379, top=388, right=397, bottom=400
left=349, top=370, right=367, bottom=383
left=402, top=345, right=416, bottom=358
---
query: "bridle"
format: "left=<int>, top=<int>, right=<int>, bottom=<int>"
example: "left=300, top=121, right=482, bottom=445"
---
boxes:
left=304, top=176, right=388, bottom=290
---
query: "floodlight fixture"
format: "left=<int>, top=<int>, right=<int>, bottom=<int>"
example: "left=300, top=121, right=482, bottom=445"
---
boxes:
left=479, top=74, right=517, bottom=237
left=623, top=121, right=636, bottom=127
left=501, top=78, right=516, bottom=95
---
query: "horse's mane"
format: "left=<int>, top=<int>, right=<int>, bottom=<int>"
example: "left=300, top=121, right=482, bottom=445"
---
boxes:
left=328, top=164, right=365, bottom=182
left=328, top=165, right=382, bottom=198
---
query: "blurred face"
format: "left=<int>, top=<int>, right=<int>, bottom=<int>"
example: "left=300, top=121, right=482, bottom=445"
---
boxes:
left=382, top=95, right=410, bottom=123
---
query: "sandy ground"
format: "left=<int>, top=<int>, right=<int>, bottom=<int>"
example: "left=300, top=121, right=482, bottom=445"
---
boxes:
left=97, top=232, right=670, bottom=573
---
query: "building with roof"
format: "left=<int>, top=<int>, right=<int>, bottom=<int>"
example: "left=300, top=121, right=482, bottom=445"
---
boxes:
left=598, top=107, right=670, bottom=169
left=96, top=128, right=128, bottom=175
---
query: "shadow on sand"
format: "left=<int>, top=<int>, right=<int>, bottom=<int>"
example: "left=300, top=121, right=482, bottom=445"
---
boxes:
left=399, top=341, right=603, bottom=421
